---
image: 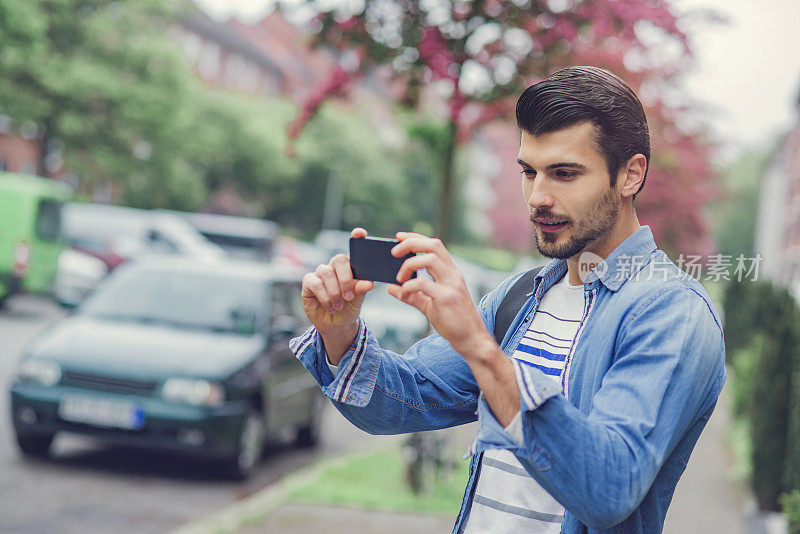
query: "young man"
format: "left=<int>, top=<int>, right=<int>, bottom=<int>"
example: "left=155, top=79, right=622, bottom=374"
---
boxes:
left=293, top=66, right=726, bottom=533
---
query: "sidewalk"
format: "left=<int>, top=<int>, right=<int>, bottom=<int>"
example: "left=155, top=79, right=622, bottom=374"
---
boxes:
left=174, top=383, right=749, bottom=534
left=235, top=505, right=454, bottom=534
left=663, top=382, right=748, bottom=533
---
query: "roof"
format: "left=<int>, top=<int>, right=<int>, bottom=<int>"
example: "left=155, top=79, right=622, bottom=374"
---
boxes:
left=127, top=253, right=305, bottom=281
left=180, top=14, right=285, bottom=82
left=160, top=210, right=279, bottom=239
left=0, top=172, right=73, bottom=200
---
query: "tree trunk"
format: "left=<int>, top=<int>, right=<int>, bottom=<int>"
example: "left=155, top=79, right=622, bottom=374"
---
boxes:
left=405, top=118, right=458, bottom=493
left=36, top=116, right=55, bottom=177
left=436, top=118, right=458, bottom=245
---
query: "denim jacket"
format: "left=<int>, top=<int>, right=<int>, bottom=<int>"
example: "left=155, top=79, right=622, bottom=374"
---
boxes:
left=290, top=226, right=726, bottom=533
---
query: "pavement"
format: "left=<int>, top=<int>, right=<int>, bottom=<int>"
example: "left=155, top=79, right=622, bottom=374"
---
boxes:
left=172, top=381, right=755, bottom=534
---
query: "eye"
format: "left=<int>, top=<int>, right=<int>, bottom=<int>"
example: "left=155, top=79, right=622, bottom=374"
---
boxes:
left=555, top=169, right=577, bottom=179
left=520, top=169, right=535, bottom=178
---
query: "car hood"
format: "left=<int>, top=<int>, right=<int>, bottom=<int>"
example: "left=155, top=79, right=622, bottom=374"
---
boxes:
left=26, top=316, right=264, bottom=380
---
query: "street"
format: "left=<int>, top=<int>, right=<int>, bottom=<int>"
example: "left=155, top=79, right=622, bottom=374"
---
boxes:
left=0, top=296, right=753, bottom=534
left=0, top=295, right=392, bottom=534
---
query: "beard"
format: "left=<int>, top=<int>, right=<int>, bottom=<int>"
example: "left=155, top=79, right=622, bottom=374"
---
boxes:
left=531, top=187, right=620, bottom=259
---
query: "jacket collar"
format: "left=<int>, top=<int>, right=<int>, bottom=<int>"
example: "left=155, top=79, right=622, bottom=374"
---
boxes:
left=533, top=225, right=657, bottom=295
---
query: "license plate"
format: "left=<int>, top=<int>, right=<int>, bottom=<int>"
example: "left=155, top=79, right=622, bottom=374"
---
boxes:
left=58, top=395, right=145, bottom=430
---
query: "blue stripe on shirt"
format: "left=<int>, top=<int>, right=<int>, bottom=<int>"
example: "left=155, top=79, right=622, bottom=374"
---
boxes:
left=514, top=344, right=567, bottom=362
left=515, top=358, right=563, bottom=376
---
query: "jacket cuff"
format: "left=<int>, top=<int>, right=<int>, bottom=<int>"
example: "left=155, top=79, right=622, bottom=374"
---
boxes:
left=511, top=359, right=563, bottom=411
left=465, top=362, right=563, bottom=458
left=289, top=317, right=380, bottom=407
left=465, top=394, right=525, bottom=458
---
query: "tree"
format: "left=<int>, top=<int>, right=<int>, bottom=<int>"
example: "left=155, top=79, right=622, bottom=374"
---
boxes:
left=711, top=148, right=769, bottom=259
left=284, top=0, right=720, bottom=252
left=749, top=285, right=799, bottom=511
left=724, top=279, right=800, bottom=511
left=0, top=0, right=207, bottom=208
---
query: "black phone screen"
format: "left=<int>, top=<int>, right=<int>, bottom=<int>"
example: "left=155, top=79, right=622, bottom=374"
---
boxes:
left=349, top=236, right=416, bottom=284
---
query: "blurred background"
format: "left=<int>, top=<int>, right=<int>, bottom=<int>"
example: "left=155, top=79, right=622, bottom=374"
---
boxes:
left=1, top=0, right=800, bottom=532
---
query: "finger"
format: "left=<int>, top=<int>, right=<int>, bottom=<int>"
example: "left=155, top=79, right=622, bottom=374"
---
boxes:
left=352, top=227, right=368, bottom=238
left=387, top=283, right=432, bottom=313
left=391, top=236, right=451, bottom=265
left=315, top=263, right=343, bottom=311
left=396, top=231, right=428, bottom=240
left=396, top=253, right=448, bottom=284
left=354, top=280, right=374, bottom=294
left=330, top=254, right=356, bottom=301
left=302, top=273, right=333, bottom=311
left=397, top=276, right=439, bottom=301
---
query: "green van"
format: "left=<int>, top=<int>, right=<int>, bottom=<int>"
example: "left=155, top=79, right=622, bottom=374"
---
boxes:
left=0, top=172, right=72, bottom=307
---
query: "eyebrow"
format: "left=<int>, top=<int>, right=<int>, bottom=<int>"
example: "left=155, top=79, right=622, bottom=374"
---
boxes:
left=517, top=159, right=588, bottom=172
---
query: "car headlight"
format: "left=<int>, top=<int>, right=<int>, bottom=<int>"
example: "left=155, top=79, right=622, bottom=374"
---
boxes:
left=162, top=378, right=225, bottom=407
left=17, top=359, right=61, bottom=386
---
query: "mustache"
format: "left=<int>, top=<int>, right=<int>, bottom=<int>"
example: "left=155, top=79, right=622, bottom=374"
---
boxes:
left=529, top=210, right=572, bottom=224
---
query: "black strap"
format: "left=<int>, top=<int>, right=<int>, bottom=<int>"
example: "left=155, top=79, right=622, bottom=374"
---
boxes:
left=493, top=266, right=544, bottom=345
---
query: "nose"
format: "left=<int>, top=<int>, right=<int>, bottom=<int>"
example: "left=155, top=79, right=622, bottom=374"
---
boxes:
left=524, top=176, right=555, bottom=210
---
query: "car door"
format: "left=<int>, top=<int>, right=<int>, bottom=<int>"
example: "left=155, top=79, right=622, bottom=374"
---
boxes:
left=263, top=280, right=316, bottom=433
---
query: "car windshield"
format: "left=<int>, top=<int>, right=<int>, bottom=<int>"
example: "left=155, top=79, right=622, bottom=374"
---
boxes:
left=81, top=266, right=262, bottom=335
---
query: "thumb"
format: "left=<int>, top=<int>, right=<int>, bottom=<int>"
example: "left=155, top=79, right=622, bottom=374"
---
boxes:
left=354, top=280, right=374, bottom=295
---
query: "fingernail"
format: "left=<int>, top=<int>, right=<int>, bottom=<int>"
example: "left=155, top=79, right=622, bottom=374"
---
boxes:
left=344, top=291, right=355, bottom=300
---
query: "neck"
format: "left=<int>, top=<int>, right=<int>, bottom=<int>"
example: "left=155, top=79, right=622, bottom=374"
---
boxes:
left=566, top=208, right=640, bottom=286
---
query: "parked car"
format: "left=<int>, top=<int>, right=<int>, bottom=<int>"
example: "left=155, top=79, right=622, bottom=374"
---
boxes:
left=360, top=289, right=429, bottom=353
left=9, top=256, right=320, bottom=478
left=274, top=236, right=328, bottom=271
left=162, top=211, right=279, bottom=263
left=61, top=203, right=225, bottom=270
left=314, top=229, right=352, bottom=258
left=52, top=248, right=108, bottom=308
left=0, top=172, right=71, bottom=307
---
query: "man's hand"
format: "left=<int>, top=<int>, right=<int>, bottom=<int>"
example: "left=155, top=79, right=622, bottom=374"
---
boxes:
left=301, top=228, right=374, bottom=363
left=389, top=232, right=520, bottom=426
left=388, top=232, right=491, bottom=356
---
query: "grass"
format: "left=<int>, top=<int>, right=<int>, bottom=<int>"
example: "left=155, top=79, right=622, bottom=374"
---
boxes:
left=286, top=446, right=470, bottom=516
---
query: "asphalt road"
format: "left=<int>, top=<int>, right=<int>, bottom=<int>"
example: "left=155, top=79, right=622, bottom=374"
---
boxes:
left=0, top=295, right=390, bottom=534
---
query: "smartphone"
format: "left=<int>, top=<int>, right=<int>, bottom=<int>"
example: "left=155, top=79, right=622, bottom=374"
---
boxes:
left=349, top=236, right=417, bottom=284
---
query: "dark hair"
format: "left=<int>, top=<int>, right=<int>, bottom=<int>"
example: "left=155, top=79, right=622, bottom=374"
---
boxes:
left=515, top=66, right=650, bottom=199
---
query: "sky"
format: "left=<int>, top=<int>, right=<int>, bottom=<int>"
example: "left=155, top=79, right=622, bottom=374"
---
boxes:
left=195, top=0, right=800, bottom=155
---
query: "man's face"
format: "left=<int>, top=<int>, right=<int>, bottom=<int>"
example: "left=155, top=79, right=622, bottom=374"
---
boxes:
left=518, top=121, right=621, bottom=260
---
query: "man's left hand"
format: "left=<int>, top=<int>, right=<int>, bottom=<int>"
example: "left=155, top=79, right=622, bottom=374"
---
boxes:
left=388, top=232, right=492, bottom=356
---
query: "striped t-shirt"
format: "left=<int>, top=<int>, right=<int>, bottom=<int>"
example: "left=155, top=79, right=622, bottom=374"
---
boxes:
left=464, top=272, right=584, bottom=533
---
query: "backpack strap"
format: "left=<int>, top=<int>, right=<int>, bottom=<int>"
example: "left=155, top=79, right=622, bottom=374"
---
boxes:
left=493, top=266, right=544, bottom=345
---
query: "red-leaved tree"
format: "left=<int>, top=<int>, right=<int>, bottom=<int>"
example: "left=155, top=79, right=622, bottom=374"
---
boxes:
left=285, top=0, right=719, bottom=255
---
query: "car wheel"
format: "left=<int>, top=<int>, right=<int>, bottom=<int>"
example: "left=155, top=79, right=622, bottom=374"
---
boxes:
left=224, top=409, right=265, bottom=480
left=295, top=395, right=324, bottom=448
left=16, top=432, right=54, bottom=458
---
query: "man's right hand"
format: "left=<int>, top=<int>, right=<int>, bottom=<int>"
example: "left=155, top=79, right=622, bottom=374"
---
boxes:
left=301, top=227, right=374, bottom=363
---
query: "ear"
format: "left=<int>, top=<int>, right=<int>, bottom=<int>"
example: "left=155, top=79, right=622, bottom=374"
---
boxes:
left=618, top=154, right=647, bottom=199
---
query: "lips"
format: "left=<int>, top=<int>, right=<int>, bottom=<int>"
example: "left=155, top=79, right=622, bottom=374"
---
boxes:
left=534, top=218, right=568, bottom=232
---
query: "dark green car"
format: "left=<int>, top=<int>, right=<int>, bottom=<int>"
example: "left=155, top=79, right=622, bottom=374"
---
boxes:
left=9, top=256, right=322, bottom=478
